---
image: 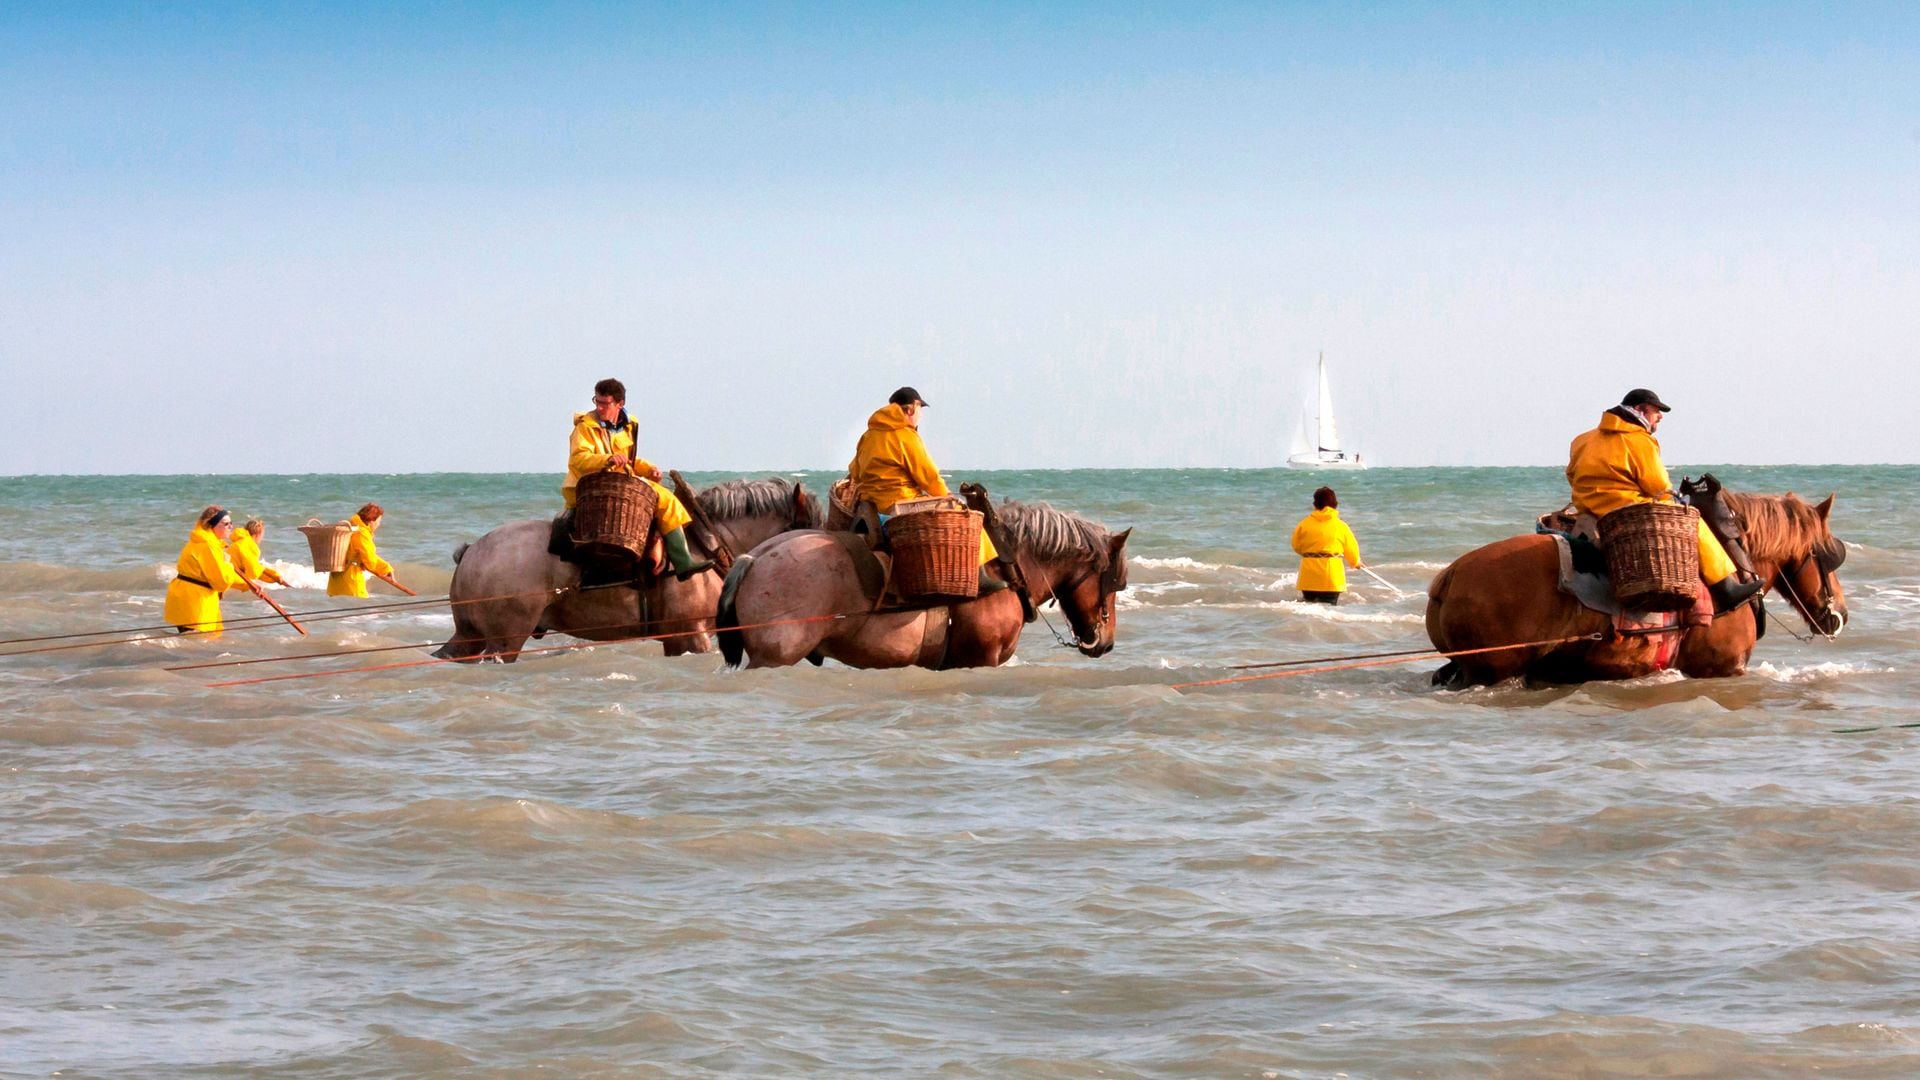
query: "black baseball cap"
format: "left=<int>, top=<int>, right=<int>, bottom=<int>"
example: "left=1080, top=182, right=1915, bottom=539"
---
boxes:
left=1620, top=388, right=1671, bottom=413
left=889, top=386, right=928, bottom=407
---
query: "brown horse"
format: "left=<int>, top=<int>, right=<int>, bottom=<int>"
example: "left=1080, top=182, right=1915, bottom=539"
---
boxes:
left=716, top=500, right=1132, bottom=670
left=434, top=478, right=821, bottom=662
left=1426, top=492, right=1848, bottom=687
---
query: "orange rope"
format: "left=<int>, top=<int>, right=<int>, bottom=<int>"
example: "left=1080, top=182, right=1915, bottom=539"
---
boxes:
left=164, top=612, right=717, bottom=672
left=1170, top=633, right=1604, bottom=690
left=0, top=586, right=581, bottom=658
left=205, top=610, right=871, bottom=689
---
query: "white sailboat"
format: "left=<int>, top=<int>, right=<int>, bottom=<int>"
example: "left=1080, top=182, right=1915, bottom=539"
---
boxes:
left=1285, top=353, right=1367, bottom=470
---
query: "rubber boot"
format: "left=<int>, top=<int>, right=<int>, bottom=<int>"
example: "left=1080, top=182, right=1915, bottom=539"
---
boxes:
left=1707, top=575, right=1763, bottom=614
left=663, top=528, right=714, bottom=581
left=977, top=566, right=1010, bottom=595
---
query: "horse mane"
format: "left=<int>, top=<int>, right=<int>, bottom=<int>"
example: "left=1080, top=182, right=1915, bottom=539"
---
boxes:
left=1721, top=491, right=1828, bottom=564
left=996, top=499, right=1111, bottom=564
left=697, top=477, right=823, bottom=527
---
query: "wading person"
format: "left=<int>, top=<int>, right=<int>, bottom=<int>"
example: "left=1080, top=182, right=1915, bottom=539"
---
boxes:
left=163, top=505, right=265, bottom=633
left=1290, top=486, right=1363, bottom=605
left=1567, top=389, right=1761, bottom=613
left=563, top=378, right=712, bottom=580
left=227, top=519, right=288, bottom=587
left=848, top=386, right=1002, bottom=592
left=328, top=503, right=413, bottom=598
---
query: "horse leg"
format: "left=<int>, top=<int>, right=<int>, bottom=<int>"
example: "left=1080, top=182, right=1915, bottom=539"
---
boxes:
left=657, top=576, right=720, bottom=657
left=943, top=592, right=1025, bottom=668
left=1676, top=603, right=1759, bottom=678
left=438, top=594, right=545, bottom=663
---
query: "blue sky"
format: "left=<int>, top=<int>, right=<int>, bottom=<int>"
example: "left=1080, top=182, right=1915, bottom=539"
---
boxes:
left=3, top=3, right=1916, bottom=473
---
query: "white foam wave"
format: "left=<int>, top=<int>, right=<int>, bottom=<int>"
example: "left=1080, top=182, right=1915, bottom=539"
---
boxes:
left=1132, top=556, right=1230, bottom=571
left=1750, top=661, right=1895, bottom=683
left=264, top=560, right=329, bottom=591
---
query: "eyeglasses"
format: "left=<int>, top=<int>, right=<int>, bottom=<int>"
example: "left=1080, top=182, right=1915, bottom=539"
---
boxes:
left=592, top=396, right=619, bottom=407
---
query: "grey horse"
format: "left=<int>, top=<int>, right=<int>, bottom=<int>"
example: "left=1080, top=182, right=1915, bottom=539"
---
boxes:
left=435, top=477, right=821, bottom=662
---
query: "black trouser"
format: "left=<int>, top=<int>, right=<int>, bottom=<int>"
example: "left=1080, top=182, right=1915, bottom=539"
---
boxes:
left=1300, top=591, right=1341, bottom=605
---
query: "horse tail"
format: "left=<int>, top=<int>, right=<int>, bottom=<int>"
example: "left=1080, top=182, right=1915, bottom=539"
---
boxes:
left=716, top=554, right=753, bottom=668
left=452, top=542, right=471, bottom=566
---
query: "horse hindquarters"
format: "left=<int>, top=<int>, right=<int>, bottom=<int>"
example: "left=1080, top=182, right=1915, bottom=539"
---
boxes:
left=719, top=534, right=860, bottom=669
left=439, top=519, right=568, bottom=663
left=1426, top=535, right=1597, bottom=687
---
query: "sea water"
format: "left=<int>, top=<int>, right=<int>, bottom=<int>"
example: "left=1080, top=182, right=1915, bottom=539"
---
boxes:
left=2, top=466, right=1915, bottom=1076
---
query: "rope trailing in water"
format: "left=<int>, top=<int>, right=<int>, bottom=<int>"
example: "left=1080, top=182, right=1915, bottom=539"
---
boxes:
left=164, top=611, right=721, bottom=672
left=1169, top=632, right=1607, bottom=690
left=0, top=586, right=578, bottom=658
left=0, top=591, right=477, bottom=647
left=205, top=610, right=875, bottom=689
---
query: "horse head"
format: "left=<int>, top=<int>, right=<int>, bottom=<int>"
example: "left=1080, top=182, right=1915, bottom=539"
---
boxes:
left=1778, top=494, right=1848, bottom=637
left=1727, top=491, right=1848, bottom=637
left=995, top=500, right=1132, bottom=658
left=1054, top=527, right=1131, bottom=658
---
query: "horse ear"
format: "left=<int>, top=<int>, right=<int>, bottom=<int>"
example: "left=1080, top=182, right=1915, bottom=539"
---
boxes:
left=1815, top=494, right=1834, bottom=522
left=1109, top=528, right=1132, bottom=552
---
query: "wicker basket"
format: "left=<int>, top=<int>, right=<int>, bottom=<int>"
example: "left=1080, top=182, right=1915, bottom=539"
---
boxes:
left=886, top=508, right=982, bottom=600
left=890, top=494, right=965, bottom=516
left=571, top=471, right=659, bottom=567
left=825, top=477, right=856, bottom=532
left=297, top=518, right=353, bottom=574
left=1599, top=502, right=1701, bottom=612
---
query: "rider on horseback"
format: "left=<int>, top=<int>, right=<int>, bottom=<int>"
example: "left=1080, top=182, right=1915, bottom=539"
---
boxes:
left=563, top=378, right=712, bottom=580
left=848, top=386, right=1005, bottom=594
left=1567, top=389, right=1762, bottom=614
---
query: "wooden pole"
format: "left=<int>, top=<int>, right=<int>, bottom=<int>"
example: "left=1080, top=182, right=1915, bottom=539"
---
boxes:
left=1359, top=564, right=1405, bottom=598
left=669, top=469, right=736, bottom=575
left=373, top=571, right=418, bottom=597
left=242, top=574, right=308, bottom=635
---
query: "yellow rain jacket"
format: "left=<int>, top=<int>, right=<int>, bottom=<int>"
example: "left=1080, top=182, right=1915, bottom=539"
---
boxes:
left=327, top=515, right=396, bottom=598
left=1567, top=409, right=1736, bottom=583
left=850, top=404, right=996, bottom=564
left=560, top=411, right=693, bottom=532
left=1290, top=508, right=1361, bottom=594
left=228, top=530, right=287, bottom=586
left=164, top=526, right=251, bottom=632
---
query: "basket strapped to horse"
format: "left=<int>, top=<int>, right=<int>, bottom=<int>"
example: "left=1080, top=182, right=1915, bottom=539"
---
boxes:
left=570, top=471, right=660, bottom=575
left=825, top=477, right=856, bottom=532
left=297, top=519, right=353, bottom=573
left=885, top=502, right=983, bottom=601
left=1598, top=502, right=1700, bottom=612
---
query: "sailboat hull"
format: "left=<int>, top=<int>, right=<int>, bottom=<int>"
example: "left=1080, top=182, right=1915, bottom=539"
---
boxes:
left=1286, top=453, right=1367, bottom=470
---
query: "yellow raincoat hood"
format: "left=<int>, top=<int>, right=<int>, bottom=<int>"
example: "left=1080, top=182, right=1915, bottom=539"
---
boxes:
left=1567, top=409, right=1672, bottom=518
left=849, top=404, right=947, bottom=514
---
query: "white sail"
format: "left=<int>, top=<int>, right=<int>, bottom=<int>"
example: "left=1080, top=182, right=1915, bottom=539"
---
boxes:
left=1314, top=354, right=1340, bottom=453
left=1285, top=352, right=1367, bottom=469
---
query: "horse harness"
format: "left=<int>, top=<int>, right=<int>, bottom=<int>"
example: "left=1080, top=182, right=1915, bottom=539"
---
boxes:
left=1039, top=549, right=1128, bottom=649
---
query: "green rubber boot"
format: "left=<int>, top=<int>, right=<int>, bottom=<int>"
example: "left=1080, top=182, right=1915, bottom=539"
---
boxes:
left=663, top=528, right=715, bottom=581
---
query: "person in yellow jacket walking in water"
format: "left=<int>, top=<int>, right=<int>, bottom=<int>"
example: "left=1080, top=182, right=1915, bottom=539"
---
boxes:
left=1567, top=388, right=1761, bottom=613
left=328, top=503, right=414, bottom=598
left=562, top=378, right=712, bottom=580
left=848, top=386, right=1002, bottom=592
left=227, top=519, right=289, bottom=587
left=1290, top=486, right=1364, bottom=605
left=164, top=505, right=265, bottom=633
